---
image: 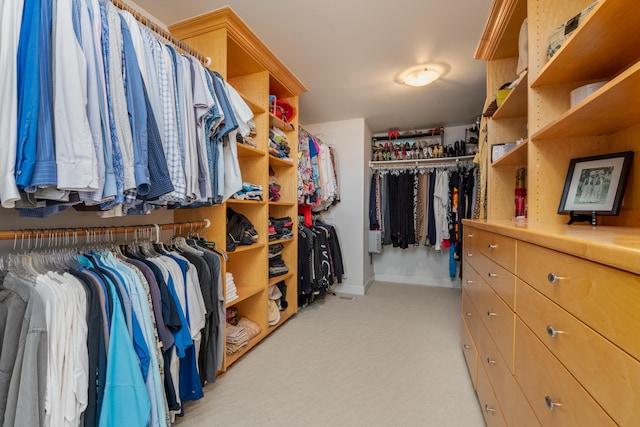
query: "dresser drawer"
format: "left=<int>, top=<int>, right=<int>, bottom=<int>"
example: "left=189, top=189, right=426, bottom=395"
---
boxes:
left=513, top=380, right=541, bottom=427
left=517, top=240, right=640, bottom=361
left=462, top=287, right=480, bottom=342
left=474, top=279, right=515, bottom=373
left=517, top=279, right=640, bottom=425
left=515, top=318, right=616, bottom=427
left=466, top=251, right=515, bottom=310
left=462, top=259, right=483, bottom=309
left=476, top=319, right=514, bottom=424
left=461, top=317, right=478, bottom=390
left=477, top=363, right=508, bottom=427
left=465, top=227, right=515, bottom=272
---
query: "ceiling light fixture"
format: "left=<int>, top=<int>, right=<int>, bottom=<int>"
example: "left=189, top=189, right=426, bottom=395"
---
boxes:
left=398, top=64, right=444, bottom=87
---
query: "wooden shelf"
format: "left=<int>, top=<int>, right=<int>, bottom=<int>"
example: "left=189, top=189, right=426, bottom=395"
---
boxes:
left=267, top=310, right=295, bottom=335
left=227, top=242, right=265, bottom=255
left=532, top=60, right=640, bottom=140
left=227, top=198, right=265, bottom=205
left=269, top=113, right=295, bottom=131
left=225, top=335, right=263, bottom=367
left=492, top=139, right=528, bottom=167
left=226, top=285, right=263, bottom=308
left=492, top=71, right=528, bottom=119
left=237, top=90, right=266, bottom=114
left=269, top=237, right=295, bottom=245
left=237, top=143, right=265, bottom=157
left=269, top=271, right=293, bottom=287
left=531, top=0, right=640, bottom=87
left=269, top=154, right=294, bottom=167
left=269, top=201, right=295, bottom=207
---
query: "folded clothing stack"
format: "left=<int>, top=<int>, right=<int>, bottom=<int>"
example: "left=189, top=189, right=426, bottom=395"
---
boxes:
left=269, top=127, right=291, bottom=159
left=269, top=216, right=293, bottom=241
left=269, top=167, right=281, bottom=202
left=226, top=272, right=238, bottom=304
left=236, top=132, right=256, bottom=148
left=236, top=120, right=258, bottom=147
left=269, top=243, right=284, bottom=259
left=269, top=254, right=289, bottom=278
left=225, top=323, right=249, bottom=354
left=237, top=317, right=261, bottom=339
left=231, top=182, right=263, bottom=201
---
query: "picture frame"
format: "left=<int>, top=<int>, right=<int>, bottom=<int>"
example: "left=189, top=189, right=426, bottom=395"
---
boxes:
left=558, top=151, right=634, bottom=215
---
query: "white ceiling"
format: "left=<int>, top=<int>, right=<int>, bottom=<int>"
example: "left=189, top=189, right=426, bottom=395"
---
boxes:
left=131, top=0, right=493, bottom=134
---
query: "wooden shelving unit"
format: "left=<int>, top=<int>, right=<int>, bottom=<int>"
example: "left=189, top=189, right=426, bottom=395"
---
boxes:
left=466, top=0, right=640, bottom=425
left=170, top=7, right=306, bottom=371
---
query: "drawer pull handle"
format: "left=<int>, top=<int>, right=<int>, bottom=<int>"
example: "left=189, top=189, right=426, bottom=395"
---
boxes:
left=486, top=358, right=496, bottom=365
left=465, top=280, right=473, bottom=285
left=547, top=272, right=566, bottom=284
left=544, top=396, right=562, bottom=412
left=463, top=344, right=471, bottom=350
left=484, top=404, right=495, bottom=414
left=488, top=244, right=498, bottom=249
left=487, top=311, right=497, bottom=317
left=467, top=233, right=474, bottom=238
left=546, top=325, right=565, bottom=338
left=465, top=312, right=473, bottom=317
left=487, top=272, right=498, bottom=278
left=466, top=252, right=473, bottom=257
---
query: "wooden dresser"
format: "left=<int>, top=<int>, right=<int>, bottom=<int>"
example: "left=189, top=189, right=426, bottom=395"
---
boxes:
left=462, top=220, right=640, bottom=426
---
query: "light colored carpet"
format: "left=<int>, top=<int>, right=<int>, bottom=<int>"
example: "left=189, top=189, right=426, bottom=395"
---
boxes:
left=176, top=282, right=485, bottom=427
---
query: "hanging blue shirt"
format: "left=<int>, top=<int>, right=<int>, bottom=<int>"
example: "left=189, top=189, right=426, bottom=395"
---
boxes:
left=120, top=16, right=151, bottom=197
left=96, top=271, right=151, bottom=427
left=165, top=254, right=204, bottom=403
left=27, top=0, right=56, bottom=189
left=15, top=0, right=41, bottom=189
left=100, top=3, right=125, bottom=210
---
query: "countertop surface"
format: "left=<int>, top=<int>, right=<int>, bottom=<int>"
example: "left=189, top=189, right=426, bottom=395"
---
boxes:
left=463, top=219, right=640, bottom=275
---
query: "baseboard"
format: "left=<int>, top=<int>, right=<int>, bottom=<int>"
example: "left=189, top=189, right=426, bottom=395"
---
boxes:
left=364, top=275, right=375, bottom=293
left=374, top=274, right=461, bottom=289
left=333, top=283, right=366, bottom=296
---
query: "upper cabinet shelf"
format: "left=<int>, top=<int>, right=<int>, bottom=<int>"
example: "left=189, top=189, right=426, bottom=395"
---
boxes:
left=492, top=139, right=528, bottom=167
left=493, top=71, right=528, bottom=119
left=531, top=0, right=640, bottom=87
left=474, top=0, right=527, bottom=60
left=532, top=60, right=640, bottom=140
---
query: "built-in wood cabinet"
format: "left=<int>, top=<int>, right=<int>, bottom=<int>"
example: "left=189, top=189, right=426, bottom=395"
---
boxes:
left=467, top=0, right=640, bottom=424
left=170, top=7, right=306, bottom=370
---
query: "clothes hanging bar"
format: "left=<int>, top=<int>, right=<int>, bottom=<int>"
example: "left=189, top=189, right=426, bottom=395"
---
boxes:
left=0, top=219, right=211, bottom=242
left=110, top=0, right=211, bottom=67
left=369, top=155, right=476, bottom=170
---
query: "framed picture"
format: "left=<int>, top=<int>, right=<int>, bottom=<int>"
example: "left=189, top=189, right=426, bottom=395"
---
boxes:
left=558, top=151, right=634, bottom=215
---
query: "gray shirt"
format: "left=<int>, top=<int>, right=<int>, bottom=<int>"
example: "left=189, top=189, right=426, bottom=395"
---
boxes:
left=0, top=272, right=48, bottom=427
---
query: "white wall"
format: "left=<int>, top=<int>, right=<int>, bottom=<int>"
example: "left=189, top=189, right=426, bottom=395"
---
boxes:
left=303, top=118, right=373, bottom=295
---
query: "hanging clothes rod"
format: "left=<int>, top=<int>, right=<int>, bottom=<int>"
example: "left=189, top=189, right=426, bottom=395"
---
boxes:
left=110, top=0, right=212, bottom=67
left=0, top=219, right=211, bottom=242
left=369, top=155, right=476, bottom=169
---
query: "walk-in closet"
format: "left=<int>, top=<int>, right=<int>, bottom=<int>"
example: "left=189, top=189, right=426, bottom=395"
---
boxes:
left=2, top=0, right=638, bottom=426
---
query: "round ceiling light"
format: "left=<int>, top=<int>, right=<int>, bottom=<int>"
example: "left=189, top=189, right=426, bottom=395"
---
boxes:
left=398, top=64, right=444, bottom=87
